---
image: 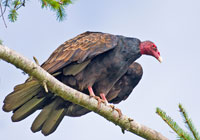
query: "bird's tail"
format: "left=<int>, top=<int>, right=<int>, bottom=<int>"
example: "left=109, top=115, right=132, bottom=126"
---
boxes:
left=2, top=79, right=67, bottom=136
left=3, top=79, right=44, bottom=116
left=31, top=97, right=67, bottom=136
left=30, top=98, right=92, bottom=136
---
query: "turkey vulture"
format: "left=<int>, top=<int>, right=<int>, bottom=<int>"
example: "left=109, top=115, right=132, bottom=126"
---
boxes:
left=64, top=62, right=143, bottom=117
left=3, top=31, right=162, bottom=135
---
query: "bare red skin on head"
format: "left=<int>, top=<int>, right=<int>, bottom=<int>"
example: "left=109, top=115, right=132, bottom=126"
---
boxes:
left=139, top=41, right=161, bottom=60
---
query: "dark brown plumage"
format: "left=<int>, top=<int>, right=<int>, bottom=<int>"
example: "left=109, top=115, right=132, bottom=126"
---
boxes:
left=2, top=31, right=161, bottom=136
left=42, top=31, right=118, bottom=74
left=64, top=62, right=143, bottom=117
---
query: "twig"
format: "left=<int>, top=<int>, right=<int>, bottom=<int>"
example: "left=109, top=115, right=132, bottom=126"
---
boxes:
left=179, top=104, right=200, bottom=140
left=33, top=56, right=39, bottom=65
left=16, top=1, right=26, bottom=10
left=0, top=44, right=169, bottom=140
left=0, top=1, right=7, bottom=28
left=43, top=80, right=48, bottom=93
left=0, top=0, right=8, bottom=17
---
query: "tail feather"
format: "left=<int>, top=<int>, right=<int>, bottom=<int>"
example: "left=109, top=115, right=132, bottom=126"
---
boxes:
left=13, top=79, right=37, bottom=91
left=3, top=80, right=41, bottom=112
left=11, top=96, right=47, bottom=122
left=42, top=109, right=66, bottom=136
left=41, top=98, right=66, bottom=136
left=31, top=97, right=60, bottom=132
left=3, top=79, right=83, bottom=136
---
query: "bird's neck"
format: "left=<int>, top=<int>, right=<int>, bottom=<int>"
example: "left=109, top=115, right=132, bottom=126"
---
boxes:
left=120, top=37, right=141, bottom=61
left=139, top=42, right=150, bottom=55
left=139, top=43, right=146, bottom=55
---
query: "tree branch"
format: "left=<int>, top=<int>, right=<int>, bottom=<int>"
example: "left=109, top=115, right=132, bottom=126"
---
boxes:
left=0, top=44, right=168, bottom=140
left=0, top=1, right=7, bottom=28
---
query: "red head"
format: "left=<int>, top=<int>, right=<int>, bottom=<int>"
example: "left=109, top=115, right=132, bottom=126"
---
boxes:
left=139, top=41, right=162, bottom=63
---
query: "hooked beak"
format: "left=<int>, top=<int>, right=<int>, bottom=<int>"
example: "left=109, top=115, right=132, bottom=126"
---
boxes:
left=158, top=56, right=163, bottom=63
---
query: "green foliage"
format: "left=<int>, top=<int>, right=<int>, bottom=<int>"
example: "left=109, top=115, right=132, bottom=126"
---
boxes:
left=40, top=0, right=71, bottom=21
left=179, top=104, right=200, bottom=140
left=56, top=6, right=66, bottom=21
left=156, top=104, right=200, bottom=140
left=0, top=0, right=73, bottom=22
left=0, top=40, right=3, bottom=45
left=8, top=9, right=18, bottom=22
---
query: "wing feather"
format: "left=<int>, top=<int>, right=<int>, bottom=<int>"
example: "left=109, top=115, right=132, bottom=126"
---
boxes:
left=41, top=31, right=118, bottom=74
left=108, top=62, right=143, bottom=104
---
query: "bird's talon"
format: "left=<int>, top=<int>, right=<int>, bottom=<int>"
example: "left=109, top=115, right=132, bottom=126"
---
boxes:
left=90, top=96, right=103, bottom=108
left=115, top=108, right=122, bottom=118
left=109, top=104, right=115, bottom=110
left=93, top=96, right=100, bottom=101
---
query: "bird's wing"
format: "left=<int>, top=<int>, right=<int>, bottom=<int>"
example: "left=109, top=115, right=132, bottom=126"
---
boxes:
left=62, top=62, right=143, bottom=118
left=41, top=31, right=118, bottom=74
left=108, top=62, right=143, bottom=104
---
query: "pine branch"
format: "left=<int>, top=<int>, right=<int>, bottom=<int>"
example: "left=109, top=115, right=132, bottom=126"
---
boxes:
left=156, top=108, right=194, bottom=140
left=8, top=8, right=18, bottom=22
left=40, top=0, right=70, bottom=21
left=0, top=44, right=168, bottom=140
left=179, top=104, right=200, bottom=140
left=0, top=0, right=72, bottom=22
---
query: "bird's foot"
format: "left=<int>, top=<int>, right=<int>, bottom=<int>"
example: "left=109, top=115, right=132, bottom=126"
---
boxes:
left=115, top=108, right=122, bottom=118
left=109, top=105, right=122, bottom=118
left=88, top=87, right=107, bottom=109
left=89, top=95, right=105, bottom=109
left=94, top=96, right=104, bottom=105
left=100, top=93, right=109, bottom=105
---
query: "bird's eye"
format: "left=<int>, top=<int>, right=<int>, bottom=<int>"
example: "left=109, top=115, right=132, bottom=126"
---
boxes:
left=151, top=45, right=157, bottom=51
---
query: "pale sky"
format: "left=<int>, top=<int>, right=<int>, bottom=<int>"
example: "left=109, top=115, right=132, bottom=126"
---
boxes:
left=1, top=0, right=200, bottom=139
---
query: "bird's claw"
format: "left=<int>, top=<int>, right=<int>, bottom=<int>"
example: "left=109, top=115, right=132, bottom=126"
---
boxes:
left=108, top=104, right=123, bottom=118
left=109, top=104, right=115, bottom=109
left=115, top=108, right=122, bottom=118
left=90, top=95, right=104, bottom=108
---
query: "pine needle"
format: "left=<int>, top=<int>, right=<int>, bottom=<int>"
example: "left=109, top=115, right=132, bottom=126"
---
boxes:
left=179, top=104, right=200, bottom=140
left=8, top=9, right=18, bottom=22
left=156, top=107, right=194, bottom=140
left=1, top=0, right=73, bottom=22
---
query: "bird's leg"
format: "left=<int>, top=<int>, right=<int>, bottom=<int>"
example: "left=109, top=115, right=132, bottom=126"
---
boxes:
left=88, top=86, right=102, bottom=106
left=88, top=86, right=95, bottom=97
left=100, top=93, right=123, bottom=117
left=100, top=93, right=108, bottom=105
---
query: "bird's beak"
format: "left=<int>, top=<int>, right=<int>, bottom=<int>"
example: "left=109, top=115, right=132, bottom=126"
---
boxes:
left=158, top=56, right=163, bottom=63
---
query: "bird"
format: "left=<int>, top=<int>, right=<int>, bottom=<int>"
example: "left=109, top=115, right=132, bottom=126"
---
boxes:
left=2, top=31, right=162, bottom=136
left=64, top=62, right=143, bottom=117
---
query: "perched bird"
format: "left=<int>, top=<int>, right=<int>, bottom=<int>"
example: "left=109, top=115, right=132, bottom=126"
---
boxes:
left=3, top=31, right=162, bottom=136
left=64, top=62, right=143, bottom=117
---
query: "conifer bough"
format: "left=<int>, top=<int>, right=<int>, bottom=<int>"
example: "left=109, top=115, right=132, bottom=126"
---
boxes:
left=0, top=0, right=72, bottom=22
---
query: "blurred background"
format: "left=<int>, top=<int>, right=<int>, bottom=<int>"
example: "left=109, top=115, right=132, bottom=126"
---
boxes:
left=1, top=0, right=200, bottom=139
